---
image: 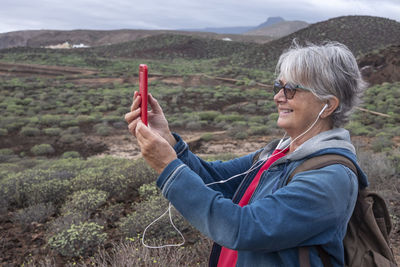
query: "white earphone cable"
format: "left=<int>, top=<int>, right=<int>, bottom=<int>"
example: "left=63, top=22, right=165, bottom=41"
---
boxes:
left=142, top=202, right=185, bottom=249
left=142, top=104, right=328, bottom=248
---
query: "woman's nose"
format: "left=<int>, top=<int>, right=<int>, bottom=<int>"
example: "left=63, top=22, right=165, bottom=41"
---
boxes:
left=273, top=88, right=286, bottom=103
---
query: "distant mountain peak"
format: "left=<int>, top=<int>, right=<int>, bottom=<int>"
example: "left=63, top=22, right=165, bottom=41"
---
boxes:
left=254, top=17, right=285, bottom=30
left=178, top=17, right=286, bottom=35
left=266, top=17, right=285, bottom=23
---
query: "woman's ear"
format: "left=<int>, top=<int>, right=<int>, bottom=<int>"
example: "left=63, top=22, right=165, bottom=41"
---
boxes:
left=321, top=96, right=339, bottom=118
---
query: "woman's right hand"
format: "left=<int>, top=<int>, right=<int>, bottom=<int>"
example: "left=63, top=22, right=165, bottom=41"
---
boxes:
left=125, top=92, right=176, bottom=147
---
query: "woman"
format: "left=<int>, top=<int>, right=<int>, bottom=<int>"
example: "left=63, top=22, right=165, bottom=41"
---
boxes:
left=125, top=42, right=368, bottom=266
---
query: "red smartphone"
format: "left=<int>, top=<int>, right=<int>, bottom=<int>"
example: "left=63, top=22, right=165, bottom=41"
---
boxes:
left=139, top=64, right=148, bottom=125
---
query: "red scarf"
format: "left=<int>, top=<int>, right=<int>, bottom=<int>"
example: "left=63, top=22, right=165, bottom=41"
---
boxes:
left=217, top=148, right=288, bottom=267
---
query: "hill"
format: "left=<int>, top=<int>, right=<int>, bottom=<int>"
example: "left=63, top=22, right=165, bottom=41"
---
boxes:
left=90, top=16, right=399, bottom=71
left=91, top=33, right=261, bottom=60
left=232, top=16, right=400, bottom=70
left=0, top=29, right=273, bottom=50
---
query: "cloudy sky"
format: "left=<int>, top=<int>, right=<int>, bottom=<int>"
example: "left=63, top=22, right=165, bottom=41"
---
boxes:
left=1, top=0, right=399, bottom=33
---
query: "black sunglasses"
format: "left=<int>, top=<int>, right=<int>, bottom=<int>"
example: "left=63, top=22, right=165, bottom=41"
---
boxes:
left=273, top=80, right=312, bottom=100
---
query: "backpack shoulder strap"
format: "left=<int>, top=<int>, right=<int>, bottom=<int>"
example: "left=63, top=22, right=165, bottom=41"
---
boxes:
left=287, top=154, right=358, bottom=185
left=293, top=154, right=358, bottom=267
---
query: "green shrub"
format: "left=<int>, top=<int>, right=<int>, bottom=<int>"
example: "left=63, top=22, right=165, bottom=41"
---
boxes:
left=20, top=126, right=40, bottom=137
left=47, top=212, right=88, bottom=235
left=215, top=120, right=230, bottom=130
left=0, top=169, right=74, bottom=207
left=0, top=128, right=8, bottom=136
left=241, top=103, right=258, bottom=113
left=0, top=197, right=7, bottom=214
left=70, top=158, right=145, bottom=199
left=77, top=115, right=96, bottom=124
left=0, top=148, right=14, bottom=155
left=116, top=106, right=129, bottom=116
left=28, top=116, right=40, bottom=127
left=61, top=189, right=108, bottom=215
left=43, top=127, right=62, bottom=136
left=0, top=117, right=26, bottom=132
left=169, top=119, right=185, bottom=128
left=30, top=144, right=55, bottom=156
left=6, top=104, right=24, bottom=115
left=15, top=97, right=32, bottom=105
left=59, top=133, right=80, bottom=144
left=12, top=203, right=55, bottom=230
left=138, top=183, right=159, bottom=199
left=64, top=128, right=79, bottom=136
left=0, top=149, right=18, bottom=163
left=249, top=116, right=266, bottom=124
left=94, top=105, right=108, bottom=112
left=60, top=119, right=79, bottom=127
left=267, top=113, right=279, bottom=122
left=117, top=158, right=158, bottom=189
left=200, top=133, right=214, bottom=141
left=346, top=121, right=371, bottom=136
left=102, top=115, right=122, bottom=124
left=39, top=115, right=61, bottom=126
left=101, top=203, right=125, bottom=224
left=186, top=121, right=202, bottom=130
left=33, top=177, right=73, bottom=205
left=94, top=123, right=112, bottom=136
left=67, top=108, right=77, bottom=115
left=48, top=222, right=107, bottom=257
left=372, top=134, right=394, bottom=153
left=383, top=126, right=400, bottom=137
left=234, top=131, right=248, bottom=140
left=215, top=113, right=244, bottom=123
left=118, top=194, right=192, bottom=244
left=0, top=157, right=155, bottom=208
left=228, top=122, right=249, bottom=140
left=61, top=151, right=81, bottom=158
left=0, top=162, right=21, bottom=180
left=249, top=125, right=270, bottom=136
left=198, top=111, right=220, bottom=121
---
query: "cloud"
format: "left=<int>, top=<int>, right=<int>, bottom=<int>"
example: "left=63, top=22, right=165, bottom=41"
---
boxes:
left=0, top=0, right=399, bottom=33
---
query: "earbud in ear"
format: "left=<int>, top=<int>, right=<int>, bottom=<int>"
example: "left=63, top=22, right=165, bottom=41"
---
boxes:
left=318, top=104, right=329, bottom=117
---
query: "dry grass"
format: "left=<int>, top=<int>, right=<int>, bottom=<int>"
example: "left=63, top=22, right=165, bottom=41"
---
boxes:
left=23, top=235, right=212, bottom=267
left=88, top=237, right=212, bottom=267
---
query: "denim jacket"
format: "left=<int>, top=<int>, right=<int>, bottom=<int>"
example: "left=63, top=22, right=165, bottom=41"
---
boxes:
left=156, top=128, right=368, bottom=267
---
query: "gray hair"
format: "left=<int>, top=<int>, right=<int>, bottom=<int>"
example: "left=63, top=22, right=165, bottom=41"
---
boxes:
left=275, top=41, right=367, bottom=127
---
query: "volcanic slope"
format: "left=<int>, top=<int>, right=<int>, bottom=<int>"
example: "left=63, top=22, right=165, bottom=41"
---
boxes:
left=232, top=16, right=400, bottom=70
left=358, top=44, right=400, bottom=85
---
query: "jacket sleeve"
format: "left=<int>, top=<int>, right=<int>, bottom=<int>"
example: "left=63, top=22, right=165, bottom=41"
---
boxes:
left=170, top=133, right=259, bottom=199
left=157, top=161, right=358, bottom=252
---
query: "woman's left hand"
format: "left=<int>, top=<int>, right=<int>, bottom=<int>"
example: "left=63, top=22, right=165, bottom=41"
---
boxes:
left=135, top=121, right=177, bottom=174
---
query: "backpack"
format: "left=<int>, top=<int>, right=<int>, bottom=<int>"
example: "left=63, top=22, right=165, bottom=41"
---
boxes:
left=286, top=154, right=398, bottom=267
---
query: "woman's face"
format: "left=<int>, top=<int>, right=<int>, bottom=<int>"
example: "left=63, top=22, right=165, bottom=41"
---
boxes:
left=273, top=79, right=326, bottom=139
